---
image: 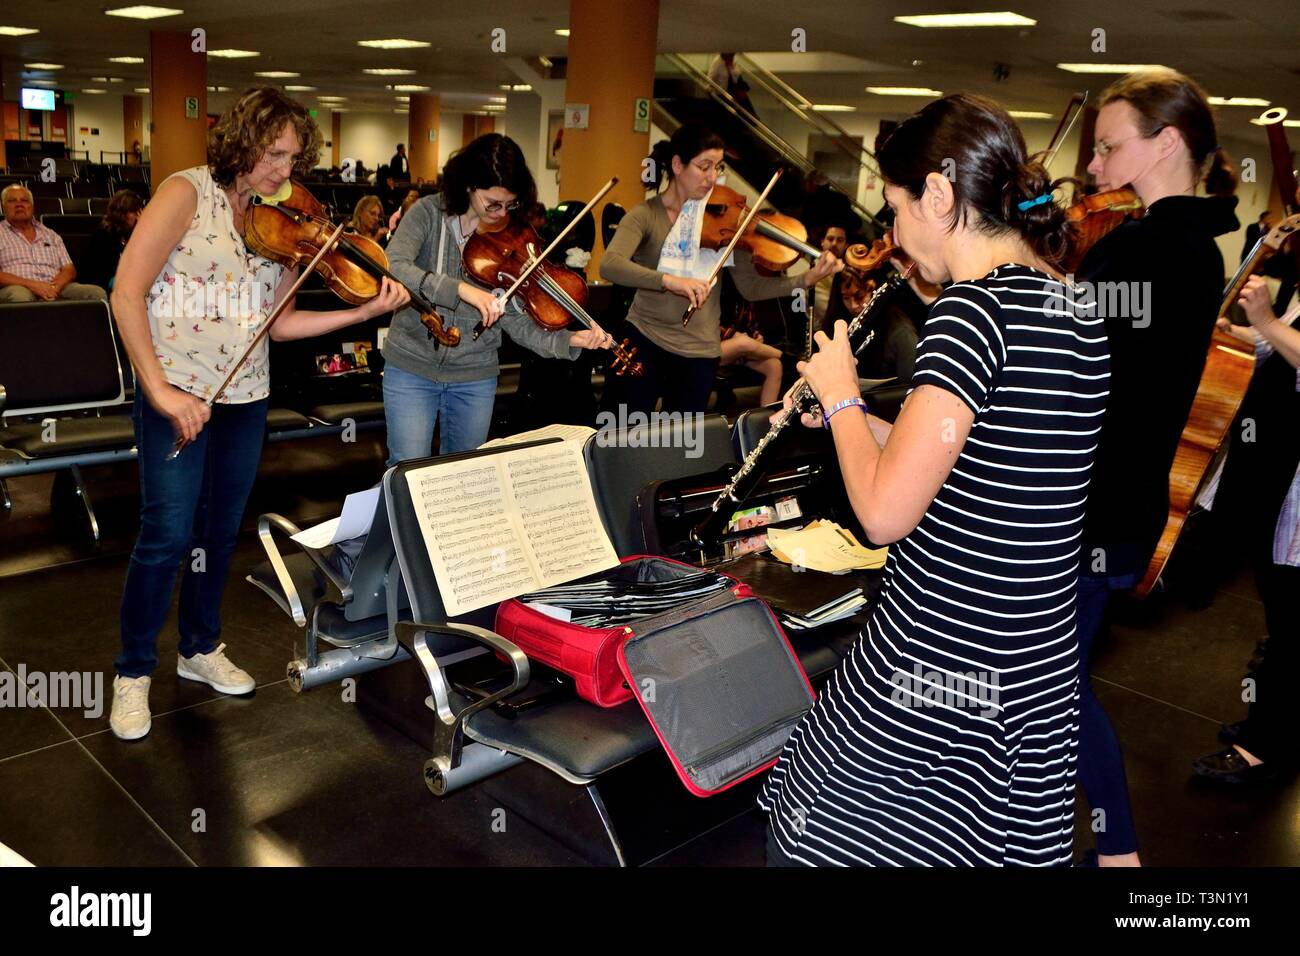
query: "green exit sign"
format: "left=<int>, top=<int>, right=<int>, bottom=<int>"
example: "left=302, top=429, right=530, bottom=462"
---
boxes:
left=310, top=109, right=318, bottom=118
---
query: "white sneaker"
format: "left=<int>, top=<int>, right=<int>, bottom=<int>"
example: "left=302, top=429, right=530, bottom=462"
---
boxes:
left=110, top=675, right=152, bottom=740
left=177, top=643, right=255, bottom=695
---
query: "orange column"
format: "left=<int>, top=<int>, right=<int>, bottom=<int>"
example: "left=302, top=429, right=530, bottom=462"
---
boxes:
left=149, top=31, right=206, bottom=193
left=123, top=95, right=144, bottom=163
left=560, top=0, right=659, bottom=270
left=331, top=111, right=342, bottom=168
left=408, top=94, right=441, bottom=183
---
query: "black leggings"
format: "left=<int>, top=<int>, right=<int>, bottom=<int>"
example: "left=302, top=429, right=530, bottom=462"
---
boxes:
left=617, top=324, right=720, bottom=415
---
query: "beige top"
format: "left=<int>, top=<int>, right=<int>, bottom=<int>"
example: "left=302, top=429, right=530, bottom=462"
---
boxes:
left=600, top=195, right=802, bottom=358
left=148, top=166, right=285, bottom=403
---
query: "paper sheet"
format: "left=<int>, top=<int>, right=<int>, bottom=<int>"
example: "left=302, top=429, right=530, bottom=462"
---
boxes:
left=767, top=521, right=888, bottom=573
left=290, top=487, right=380, bottom=549
left=405, top=441, right=619, bottom=616
left=479, top=423, right=596, bottom=448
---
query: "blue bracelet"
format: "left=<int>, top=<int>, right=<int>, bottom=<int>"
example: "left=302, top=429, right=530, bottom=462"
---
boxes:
left=822, top=396, right=867, bottom=426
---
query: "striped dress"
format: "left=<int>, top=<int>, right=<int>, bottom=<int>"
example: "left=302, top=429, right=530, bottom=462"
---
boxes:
left=759, top=264, right=1110, bottom=866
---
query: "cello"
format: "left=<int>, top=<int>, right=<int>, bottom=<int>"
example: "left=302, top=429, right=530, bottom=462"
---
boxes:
left=1134, top=115, right=1300, bottom=597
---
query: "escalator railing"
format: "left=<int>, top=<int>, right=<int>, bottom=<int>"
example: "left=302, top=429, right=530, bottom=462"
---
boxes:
left=656, top=52, right=885, bottom=234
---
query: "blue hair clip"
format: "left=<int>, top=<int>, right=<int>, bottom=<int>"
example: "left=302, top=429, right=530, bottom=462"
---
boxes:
left=1017, top=192, right=1054, bottom=212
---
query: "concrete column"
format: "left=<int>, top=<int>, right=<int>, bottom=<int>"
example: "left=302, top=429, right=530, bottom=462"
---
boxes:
left=148, top=31, right=206, bottom=193
left=559, top=0, right=659, bottom=269
left=408, top=93, right=441, bottom=183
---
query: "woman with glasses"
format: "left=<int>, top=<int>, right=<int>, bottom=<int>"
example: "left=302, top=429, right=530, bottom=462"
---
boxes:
left=107, top=87, right=409, bottom=741
left=1072, top=68, right=1239, bottom=866
left=600, top=122, right=840, bottom=413
left=382, top=133, right=611, bottom=461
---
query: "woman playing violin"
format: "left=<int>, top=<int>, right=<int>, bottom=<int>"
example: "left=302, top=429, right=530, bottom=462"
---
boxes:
left=1072, top=68, right=1239, bottom=864
left=599, top=122, right=840, bottom=414
left=381, top=133, right=610, bottom=462
left=108, top=87, right=409, bottom=741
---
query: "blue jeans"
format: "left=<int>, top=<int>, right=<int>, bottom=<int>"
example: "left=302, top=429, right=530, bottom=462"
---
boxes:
left=117, top=392, right=268, bottom=678
left=1076, top=569, right=1141, bottom=856
left=383, top=363, right=497, bottom=465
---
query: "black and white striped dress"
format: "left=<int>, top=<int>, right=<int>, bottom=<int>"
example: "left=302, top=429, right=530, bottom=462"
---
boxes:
left=759, top=264, right=1110, bottom=866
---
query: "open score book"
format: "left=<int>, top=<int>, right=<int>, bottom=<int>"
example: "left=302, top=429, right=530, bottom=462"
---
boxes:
left=404, top=431, right=619, bottom=617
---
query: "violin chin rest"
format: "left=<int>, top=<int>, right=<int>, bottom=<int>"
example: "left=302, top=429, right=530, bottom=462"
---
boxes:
left=259, top=180, right=294, bottom=205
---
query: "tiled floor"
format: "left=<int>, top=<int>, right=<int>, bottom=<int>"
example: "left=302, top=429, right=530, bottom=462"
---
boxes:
left=1, top=437, right=1295, bottom=867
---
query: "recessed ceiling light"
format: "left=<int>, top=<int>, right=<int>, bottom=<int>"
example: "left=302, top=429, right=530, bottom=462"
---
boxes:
left=555, top=28, right=570, bottom=37
left=25, top=63, right=63, bottom=70
left=866, top=86, right=943, bottom=96
left=317, top=95, right=347, bottom=101
left=105, top=6, right=184, bottom=19
left=393, top=84, right=429, bottom=92
left=395, top=108, right=408, bottom=114
left=1056, top=63, right=1167, bottom=74
left=207, top=85, right=231, bottom=92
left=135, top=87, right=150, bottom=93
left=82, top=88, right=107, bottom=94
left=109, top=56, right=145, bottom=64
left=0, top=26, right=40, bottom=36
left=363, top=68, right=415, bottom=75
left=1009, top=110, right=1053, bottom=119
left=894, top=12, right=1036, bottom=28
left=256, top=71, right=300, bottom=79
left=488, top=96, right=507, bottom=104
left=208, top=49, right=260, bottom=58
left=358, top=39, right=430, bottom=49
left=92, top=76, right=109, bottom=82
left=1285, top=120, right=1300, bottom=128
left=284, top=85, right=315, bottom=91
left=394, top=96, right=410, bottom=102
left=1207, top=96, right=1270, bottom=107
left=811, top=104, right=855, bottom=112
left=499, top=83, right=533, bottom=92
left=485, top=105, right=506, bottom=111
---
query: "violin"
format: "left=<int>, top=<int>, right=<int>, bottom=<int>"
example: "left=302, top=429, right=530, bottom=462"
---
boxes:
left=462, top=219, right=644, bottom=376
left=243, top=181, right=460, bottom=347
left=698, top=183, right=823, bottom=273
left=843, top=234, right=897, bottom=277
left=1063, top=187, right=1144, bottom=273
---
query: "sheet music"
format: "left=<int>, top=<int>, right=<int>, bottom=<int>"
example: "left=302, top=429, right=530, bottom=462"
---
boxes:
left=405, top=441, right=619, bottom=616
left=479, top=423, right=596, bottom=448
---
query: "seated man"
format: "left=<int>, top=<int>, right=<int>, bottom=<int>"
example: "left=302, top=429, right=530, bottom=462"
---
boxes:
left=0, top=185, right=106, bottom=303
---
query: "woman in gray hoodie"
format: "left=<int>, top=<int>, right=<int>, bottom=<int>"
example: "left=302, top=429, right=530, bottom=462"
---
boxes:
left=382, top=134, right=610, bottom=461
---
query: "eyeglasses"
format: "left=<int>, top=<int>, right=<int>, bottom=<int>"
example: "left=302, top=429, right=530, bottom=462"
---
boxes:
left=1093, top=127, right=1163, bottom=159
left=262, top=150, right=298, bottom=170
left=478, top=191, right=520, bottom=214
left=691, top=160, right=726, bottom=176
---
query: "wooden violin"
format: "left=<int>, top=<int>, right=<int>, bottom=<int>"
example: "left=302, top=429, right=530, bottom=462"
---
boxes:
left=243, top=181, right=460, bottom=347
left=462, top=220, right=643, bottom=376
left=1063, top=187, right=1145, bottom=273
left=698, top=183, right=823, bottom=272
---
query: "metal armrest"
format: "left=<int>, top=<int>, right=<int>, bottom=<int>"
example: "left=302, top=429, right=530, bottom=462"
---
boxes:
left=256, top=512, right=352, bottom=627
left=0, top=383, right=7, bottom=416
left=395, top=620, right=531, bottom=778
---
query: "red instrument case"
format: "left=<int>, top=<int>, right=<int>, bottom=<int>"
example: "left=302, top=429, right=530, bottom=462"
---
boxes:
left=496, top=555, right=815, bottom=795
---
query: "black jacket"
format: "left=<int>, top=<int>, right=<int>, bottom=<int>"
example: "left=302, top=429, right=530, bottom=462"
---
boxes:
left=1078, top=194, right=1240, bottom=572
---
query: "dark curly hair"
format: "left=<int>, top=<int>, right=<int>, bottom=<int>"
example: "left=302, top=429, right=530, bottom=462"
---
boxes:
left=101, top=189, right=144, bottom=234
left=440, top=133, right=536, bottom=219
left=877, top=94, right=1077, bottom=268
left=207, top=87, right=321, bottom=188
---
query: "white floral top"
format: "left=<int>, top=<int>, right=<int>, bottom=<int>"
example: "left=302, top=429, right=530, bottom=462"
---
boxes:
left=148, top=166, right=285, bottom=403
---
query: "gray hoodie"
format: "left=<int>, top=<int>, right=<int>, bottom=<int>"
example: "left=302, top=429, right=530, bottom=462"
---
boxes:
left=381, top=192, right=580, bottom=382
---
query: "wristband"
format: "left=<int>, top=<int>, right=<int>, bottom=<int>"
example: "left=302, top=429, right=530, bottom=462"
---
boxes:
left=822, top=396, right=867, bottom=426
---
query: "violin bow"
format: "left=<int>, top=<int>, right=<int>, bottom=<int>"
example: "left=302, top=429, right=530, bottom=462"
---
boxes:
left=1042, top=91, right=1088, bottom=174
left=166, top=220, right=348, bottom=461
left=682, top=167, right=784, bottom=326
left=471, top=176, right=618, bottom=340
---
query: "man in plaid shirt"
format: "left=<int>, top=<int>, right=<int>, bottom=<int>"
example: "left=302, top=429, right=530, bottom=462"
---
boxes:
left=0, top=185, right=106, bottom=303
